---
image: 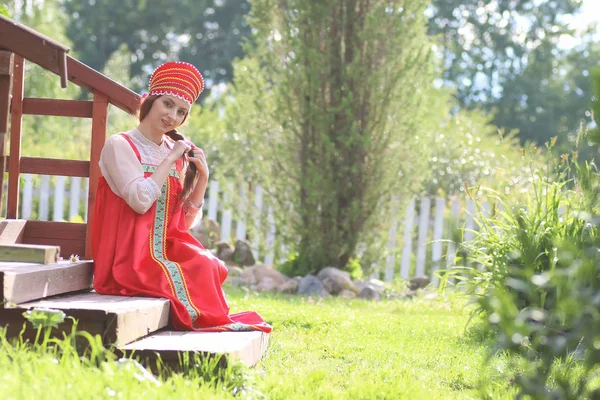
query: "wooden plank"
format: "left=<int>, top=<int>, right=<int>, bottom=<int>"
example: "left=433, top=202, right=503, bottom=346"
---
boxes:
left=385, top=196, right=399, bottom=282
left=22, top=98, right=93, bottom=118
left=0, top=243, right=60, bottom=264
left=220, top=183, right=232, bottom=241
left=415, top=197, right=431, bottom=277
left=53, top=176, right=65, bottom=220
left=400, top=197, right=415, bottom=279
left=69, top=176, right=81, bottom=220
left=0, top=16, right=140, bottom=115
left=21, top=174, right=33, bottom=219
left=39, top=175, right=50, bottom=220
left=264, top=206, right=275, bottom=265
left=21, top=220, right=86, bottom=258
left=66, top=57, right=140, bottom=116
left=0, top=260, right=93, bottom=305
left=0, top=51, right=12, bottom=213
left=236, top=182, right=247, bottom=241
left=85, top=92, right=108, bottom=259
left=0, top=51, right=14, bottom=75
left=208, top=179, right=219, bottom=221
left=3, top=292, right=170, bottom=346
left=17, top=157, right=90, bottom=177
left=0, top=219, right=27, bottom=244
left=7, top=54, right=24, bottom=219
left=0, top=15, right=69, bottom=82
left=121, top=331, right=270, bottom=368
left=253, top=185, right=263, bottom=260
left=430, top=197, right=445, bottom=286
left=445, top=199, right=461, bottom=270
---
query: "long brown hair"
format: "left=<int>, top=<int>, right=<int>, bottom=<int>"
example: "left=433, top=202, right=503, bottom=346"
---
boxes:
left=139, top=95, right=197, bottom=201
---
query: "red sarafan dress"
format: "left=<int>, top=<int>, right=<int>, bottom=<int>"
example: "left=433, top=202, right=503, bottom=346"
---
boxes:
left=92, top=129, right=271, bottom=333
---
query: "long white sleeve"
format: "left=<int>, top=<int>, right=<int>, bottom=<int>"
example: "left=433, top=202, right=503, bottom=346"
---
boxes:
left=99, top=134, right=162, bottom=214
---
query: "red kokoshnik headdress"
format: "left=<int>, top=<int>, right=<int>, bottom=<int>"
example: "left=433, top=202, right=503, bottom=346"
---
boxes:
left=147, top=61, right=204, bottom=105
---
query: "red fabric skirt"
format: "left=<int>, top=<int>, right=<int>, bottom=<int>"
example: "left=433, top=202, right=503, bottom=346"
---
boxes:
left=91, top=174, right=271, bottom=333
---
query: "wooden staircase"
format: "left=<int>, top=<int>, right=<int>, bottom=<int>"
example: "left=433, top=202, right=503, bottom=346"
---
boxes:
left=0, top=15, right=269, bottom=370
left=0, top=257, right=269, bottom=368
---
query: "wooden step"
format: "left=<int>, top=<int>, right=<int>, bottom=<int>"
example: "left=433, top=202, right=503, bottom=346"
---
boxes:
left=121, top=330, right=270, bottom=368
left=0, top=260, right=93, bottom=306
left=0, top=292, right=170, bottom=346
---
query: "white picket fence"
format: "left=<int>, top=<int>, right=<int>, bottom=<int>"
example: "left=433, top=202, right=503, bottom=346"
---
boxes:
left=11, top=174, right=489, bottom=283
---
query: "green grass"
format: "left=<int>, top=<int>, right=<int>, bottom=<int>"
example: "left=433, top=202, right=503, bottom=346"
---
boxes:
left=1, top=289, right=526, bottom=399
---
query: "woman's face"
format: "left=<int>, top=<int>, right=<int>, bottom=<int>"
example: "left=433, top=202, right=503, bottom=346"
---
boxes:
left=148, top=95, right=190, bottom=132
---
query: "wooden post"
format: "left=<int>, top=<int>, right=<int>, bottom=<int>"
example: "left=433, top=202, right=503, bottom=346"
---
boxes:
left=7, top=55, right=24, bottom=219
left=85, top=91, right=108, bottom=260
left=0, top=51, right=13, bottom=218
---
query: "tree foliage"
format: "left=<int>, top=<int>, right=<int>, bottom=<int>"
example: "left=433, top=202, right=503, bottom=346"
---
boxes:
left=62, top=0, right=251, bottom=96
left=223, top=0, right=438, bottom=273
left=428, top=0, right=596, bottom=145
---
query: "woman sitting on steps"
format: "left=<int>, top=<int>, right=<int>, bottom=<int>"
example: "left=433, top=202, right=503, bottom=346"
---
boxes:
left=92, top=61, right=271, bottom=333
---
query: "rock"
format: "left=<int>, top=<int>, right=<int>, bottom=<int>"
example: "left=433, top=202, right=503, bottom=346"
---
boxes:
left=215, top=241, right=234, bottom=261
left=218, top=247, right=234, bottom=262
left=232, top=239, right=256, bottom=266
left=317, top=267, right=359, bottom=295
left=241, top=264, right=288, bottom=286
left=227, top=266, right=244, bottom=277
left=423, top=291, right=438, bottom=300
left=224, top=277, right=246, bottom=287
left=409, top=276, right=430, bottom=291
left=254, top=277, right=278, bottom=292
left=358, top=286, right=381, bottom=300
left=189, top=217, right=220, bottom=248
left=355, top=278, right=386, bottom=293
left=278, top=277, right=300, bottom=294
left=401, top=290, right=418, bottom=300
left=365, top=278, right=385, bottom=292
left=339, top=290, right=356, bottom=299
left=298, top=275, right=329, bottom=297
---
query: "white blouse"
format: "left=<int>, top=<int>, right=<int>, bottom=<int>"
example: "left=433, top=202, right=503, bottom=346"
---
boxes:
left=99, top=128, right=202, bottom=229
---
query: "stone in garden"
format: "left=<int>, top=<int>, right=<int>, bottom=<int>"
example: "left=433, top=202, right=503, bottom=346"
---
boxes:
left=254, top=277, right=278, bottom=292
left=226, top=265, right=244, bottom=277
left=241, top=264, right=288, bottom=286
left=298, top=274, right=329, bottom=297
left=225, top=277, right=246, bottom=287
left=355, top=278, right=386, bottom=293
left=317, top=267, right=359, bottom=295
left=401, top=290, right=418, bottom=300
left=215, top=241, right=234, bottom=260
left=365, top=278, right=385, bottom=292
left=232, top=239, right=256, bottom=266
left=339, top=289, right=357, bottom=299
left=423, top=291, right=438, bottom=300
left=189, top=217, right=220, bottom=248
left=409, top=275, right=430, bottom=290
left=218, top=247, right=234, bottom=262
left=278, top=277, right=300, bottom=294
left=358, top=286, right=381, bottom=300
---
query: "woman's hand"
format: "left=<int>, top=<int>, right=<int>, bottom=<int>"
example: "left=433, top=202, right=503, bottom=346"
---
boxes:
left=167, top=140, right=192, bottom=163
left=187, top=144, right=209, bottom=183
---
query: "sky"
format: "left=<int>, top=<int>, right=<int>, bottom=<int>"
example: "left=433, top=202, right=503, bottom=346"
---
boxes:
left=581, top=0, right=600, bottom=27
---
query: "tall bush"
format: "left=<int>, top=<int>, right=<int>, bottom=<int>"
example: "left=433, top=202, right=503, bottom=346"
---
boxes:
left=453, top=69, right=600, bottom=399
left=222, top=0, right=439, bottom=274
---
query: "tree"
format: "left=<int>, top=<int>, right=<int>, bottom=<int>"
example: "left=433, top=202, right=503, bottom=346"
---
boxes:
left=62, top=0, right=252, bottom=96
left=223, top=0, right=438, bottom=273
left=428, top=0, right=595, bottom=145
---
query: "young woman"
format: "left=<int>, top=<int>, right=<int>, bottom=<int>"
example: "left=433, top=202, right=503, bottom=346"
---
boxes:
left=92, top=61, right=271, bottom=333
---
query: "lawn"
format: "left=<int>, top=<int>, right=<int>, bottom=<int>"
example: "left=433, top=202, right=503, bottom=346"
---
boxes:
left=0, top=288, right=520, bottom=399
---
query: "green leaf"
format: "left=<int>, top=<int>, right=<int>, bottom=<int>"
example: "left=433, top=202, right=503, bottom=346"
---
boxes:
left=23, top=308, right=66, bottom=329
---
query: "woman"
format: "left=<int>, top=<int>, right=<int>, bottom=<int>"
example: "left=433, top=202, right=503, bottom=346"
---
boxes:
left=92, top=61, right=271, bottom=333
